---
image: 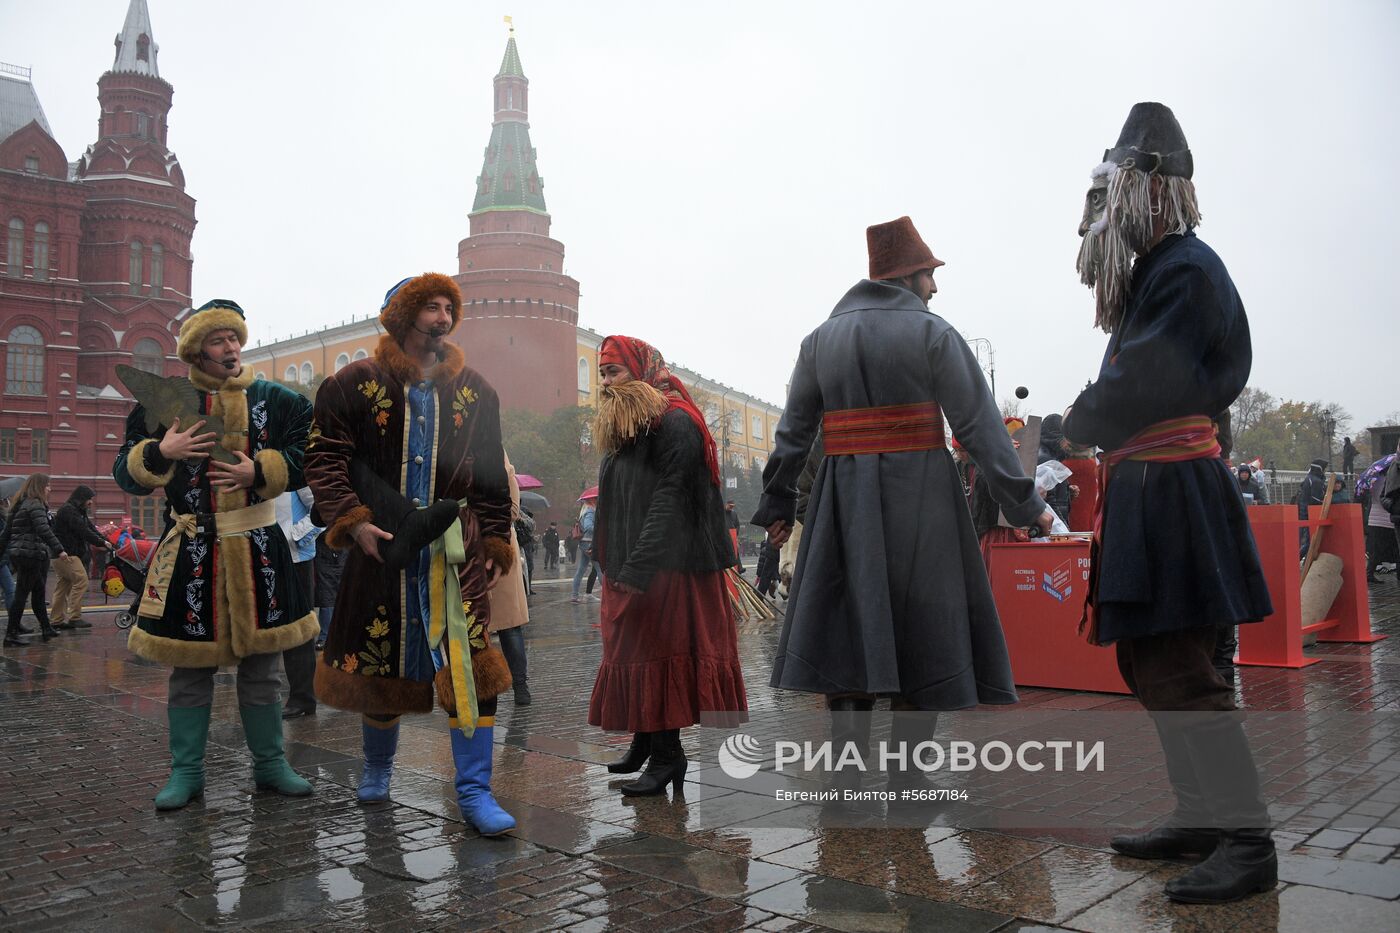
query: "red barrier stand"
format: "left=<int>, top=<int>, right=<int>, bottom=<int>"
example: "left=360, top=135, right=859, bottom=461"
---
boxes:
left=988, top=539, right=1131, bottom=694
left=1236, top=504, right=1385, bottom=669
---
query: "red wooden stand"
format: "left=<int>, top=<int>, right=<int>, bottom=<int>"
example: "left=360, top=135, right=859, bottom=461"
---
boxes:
left=1236, top=504, right=1385, bottom=669
left=988, top=540, right=1130, bottom=694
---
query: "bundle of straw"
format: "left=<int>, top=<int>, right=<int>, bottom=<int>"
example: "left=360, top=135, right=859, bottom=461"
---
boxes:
left=725, top=568, right=778, bottom=624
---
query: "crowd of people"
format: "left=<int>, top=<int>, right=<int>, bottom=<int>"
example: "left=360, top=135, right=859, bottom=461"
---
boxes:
left=9, top=100, right=1400, bottom=913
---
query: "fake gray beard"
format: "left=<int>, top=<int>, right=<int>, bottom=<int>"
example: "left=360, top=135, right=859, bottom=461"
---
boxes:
left=1076, top=166, right=1201, bottom=333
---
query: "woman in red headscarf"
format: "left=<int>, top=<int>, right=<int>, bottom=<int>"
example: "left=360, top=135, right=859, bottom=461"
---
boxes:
left=587, top=335, right=747, bottom=796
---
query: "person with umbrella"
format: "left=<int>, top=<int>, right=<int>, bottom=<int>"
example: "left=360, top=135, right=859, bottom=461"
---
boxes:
left=570, top=487, right=599, bottom=603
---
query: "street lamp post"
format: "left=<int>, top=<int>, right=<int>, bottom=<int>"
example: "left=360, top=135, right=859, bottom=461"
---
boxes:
left=963, top=336, right=996, bottom=399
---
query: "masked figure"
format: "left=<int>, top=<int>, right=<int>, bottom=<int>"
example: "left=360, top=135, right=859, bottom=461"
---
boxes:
left=1066, top=102, right=1275, bottom=904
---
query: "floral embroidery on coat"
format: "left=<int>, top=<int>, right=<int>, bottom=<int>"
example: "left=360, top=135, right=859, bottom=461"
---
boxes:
left=452, top=385, right=478, bottom=429
left=250, top=400, right=269, bottom=452
left=249, top=527, right=283, bottom=623
left=358, top=379, right=393, bottom=434
left=357, top=604, right=393, bottom=675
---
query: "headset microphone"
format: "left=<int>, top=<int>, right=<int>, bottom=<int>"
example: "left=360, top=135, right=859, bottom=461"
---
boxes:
left=202, top=351, right=237, bottom=371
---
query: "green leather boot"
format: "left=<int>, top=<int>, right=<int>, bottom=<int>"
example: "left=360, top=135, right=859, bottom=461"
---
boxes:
left=239, top=702, right=313, bottom=796
left=155, top=705, right=211, bottom=811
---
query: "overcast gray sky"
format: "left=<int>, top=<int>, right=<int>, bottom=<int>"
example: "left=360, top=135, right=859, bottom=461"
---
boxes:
left=5, top=0, right=1398, bottom=435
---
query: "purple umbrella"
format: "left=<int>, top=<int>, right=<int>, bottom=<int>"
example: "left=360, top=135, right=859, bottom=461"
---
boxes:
left=1356, top=453, right=1395, bottom=498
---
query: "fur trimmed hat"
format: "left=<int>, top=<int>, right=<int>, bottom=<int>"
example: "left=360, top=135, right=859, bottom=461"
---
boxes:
left=379, top=273, right=462, bottom=344
left=867, top=216, right=944, bottom=281
left=176, top=299, right=248, bottom=364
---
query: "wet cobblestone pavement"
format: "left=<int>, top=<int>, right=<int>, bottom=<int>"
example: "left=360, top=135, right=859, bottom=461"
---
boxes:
left=4, top=568, right=1400, bottom=931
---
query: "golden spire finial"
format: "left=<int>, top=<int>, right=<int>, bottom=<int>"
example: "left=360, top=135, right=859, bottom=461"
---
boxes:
left=504, top=15, right=514, bottom=35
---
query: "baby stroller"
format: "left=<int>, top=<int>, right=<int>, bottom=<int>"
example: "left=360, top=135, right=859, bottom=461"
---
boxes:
left=101, top=524, right=157, bottom=630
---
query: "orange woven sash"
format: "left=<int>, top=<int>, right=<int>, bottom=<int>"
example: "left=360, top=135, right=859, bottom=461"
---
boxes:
left=1080, top=415, right=1222, bottom=643
left=823, top=402, right=945, bottom=456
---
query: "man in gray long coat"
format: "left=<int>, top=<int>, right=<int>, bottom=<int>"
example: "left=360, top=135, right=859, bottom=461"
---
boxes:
left=754, top=217, right=1052, bottom=726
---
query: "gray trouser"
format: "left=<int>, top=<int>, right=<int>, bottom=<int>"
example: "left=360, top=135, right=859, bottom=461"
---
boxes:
left=169, top=652, right=281, bottom=708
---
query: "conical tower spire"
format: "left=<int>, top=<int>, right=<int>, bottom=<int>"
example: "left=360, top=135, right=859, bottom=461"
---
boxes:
left=471, top=27, right=546, bottom=214
left=111, top=0, right=159, bottom=78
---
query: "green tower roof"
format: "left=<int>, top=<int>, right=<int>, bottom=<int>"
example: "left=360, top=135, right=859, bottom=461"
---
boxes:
left=471, top=120, right=547, bottom=214
left=472, top=34, right=546, bottom=215
left=498, top=37, right=524, bottom=77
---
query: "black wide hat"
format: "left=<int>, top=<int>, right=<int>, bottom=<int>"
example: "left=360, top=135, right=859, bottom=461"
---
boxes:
left=1104, top=102, right=1193, bottom=179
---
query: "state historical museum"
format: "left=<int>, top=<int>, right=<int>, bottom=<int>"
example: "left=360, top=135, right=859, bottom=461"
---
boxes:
left=0, top=0, right=194, bottom=525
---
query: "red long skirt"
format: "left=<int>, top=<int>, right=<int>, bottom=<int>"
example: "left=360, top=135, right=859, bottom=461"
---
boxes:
left=588, top=569, right=748, bottom=732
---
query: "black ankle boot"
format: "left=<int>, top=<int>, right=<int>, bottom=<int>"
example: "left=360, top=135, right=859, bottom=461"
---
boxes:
left=1112, top=715, right=1220, bottom=860
left=349, top=459, right=462, bottom=569
left=1162, top=715, right=1276, bottom=903
left=1164, top=829, right=1277, bottom=903
left=607, top=732, right=652, bottom=774
left=621, top=730, right=686, bottom=796
left=3, top=625, right=30, bottom=647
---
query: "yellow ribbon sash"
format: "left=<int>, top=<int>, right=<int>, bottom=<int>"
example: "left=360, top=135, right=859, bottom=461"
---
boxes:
left=427, top=517, right=480, bottom=736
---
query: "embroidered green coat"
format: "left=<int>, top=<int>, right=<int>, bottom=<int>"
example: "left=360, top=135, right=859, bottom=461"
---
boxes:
left=112, top=366, right=319, bottom=667
left=305, top=337, right=515, bottom=715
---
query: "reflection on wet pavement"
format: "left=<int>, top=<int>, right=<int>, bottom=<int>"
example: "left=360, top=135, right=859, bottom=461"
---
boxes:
left=1, top=579, right=1398, bottom=930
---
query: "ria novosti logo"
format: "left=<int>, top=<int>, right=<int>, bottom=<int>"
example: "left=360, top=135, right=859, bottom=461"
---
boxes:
left=718, top=732, right=1105, bottom=779
left=718, top=733, right=765, bottom=779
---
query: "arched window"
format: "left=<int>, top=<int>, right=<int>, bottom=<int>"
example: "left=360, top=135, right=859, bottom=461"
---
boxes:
left=255, top=371, right=266, bottom=381
left=135, top=112, right=149, bottom=137
left=6, top=218, right=22, bottom=275
left=31, top=222, right=48, bottom=281
left=751, top=415, right=763, bottom=440
left=300, top=362, right=313, bottom=385
left=352, top=348, right=368, bottom=361
left=284, top=365, right=297, bottom=382
left=132, top=337, right=163, bottom=374
left=577, top=357, right=589, bottom=392
left=5, top=325, right=45, bottom=395
left=334, top=352, right=350, bottom=373
left=150, top=243, right=163, bottom=295
left=128, top=240, right=142, bottom=295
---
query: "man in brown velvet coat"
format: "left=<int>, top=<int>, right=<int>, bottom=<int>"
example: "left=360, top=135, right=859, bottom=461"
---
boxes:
left=305, top=272, right=517, bottom=835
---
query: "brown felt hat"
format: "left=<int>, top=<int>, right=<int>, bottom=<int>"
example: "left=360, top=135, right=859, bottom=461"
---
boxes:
left=866, top=216, right=944, bottom=280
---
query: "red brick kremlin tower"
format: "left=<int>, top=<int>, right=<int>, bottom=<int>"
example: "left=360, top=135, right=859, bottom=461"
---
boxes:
left=452, top=29, right=580, bottom=415
left=0, top=0, right=195, bottom=522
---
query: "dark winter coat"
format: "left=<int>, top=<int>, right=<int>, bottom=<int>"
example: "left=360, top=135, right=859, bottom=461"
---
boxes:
left=1236, top=474, right=1269, bottom=505
left=313, top=534, right=346, bottom=606
left=753, top=279, right=1047, bottom=709
left=114, top=366, right=318, bottom=666
left=0, top=497, right=62, bottom=564
left=1298, top=469, right=1328, bottom=519
left=53, top=489, right=109, bottom=556
left=305, top=339, right=514, bottom=715
left=1063, top=231, right=1272, bottom=644
left=596, top=409, right=735, bottom=591
left=755, top=540, right=780, bottom=584
left=1037, top=414, right=1073, bottom=525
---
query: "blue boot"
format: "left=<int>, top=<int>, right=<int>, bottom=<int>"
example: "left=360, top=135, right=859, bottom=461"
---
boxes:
left=359, top=716, right=400, bottom=804
left=450, top=723, right=515, bottom=836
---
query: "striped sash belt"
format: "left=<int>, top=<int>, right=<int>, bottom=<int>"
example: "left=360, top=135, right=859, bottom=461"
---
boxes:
left=1080, top=415, right=1221, bottom=643
left=823, top=401, right=945, bottom=456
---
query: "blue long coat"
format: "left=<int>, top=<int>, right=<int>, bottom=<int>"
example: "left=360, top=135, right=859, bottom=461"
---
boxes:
left=1063, top=231, right=1272, bottom=643
left=753, top=280, right=1046, bottom=710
